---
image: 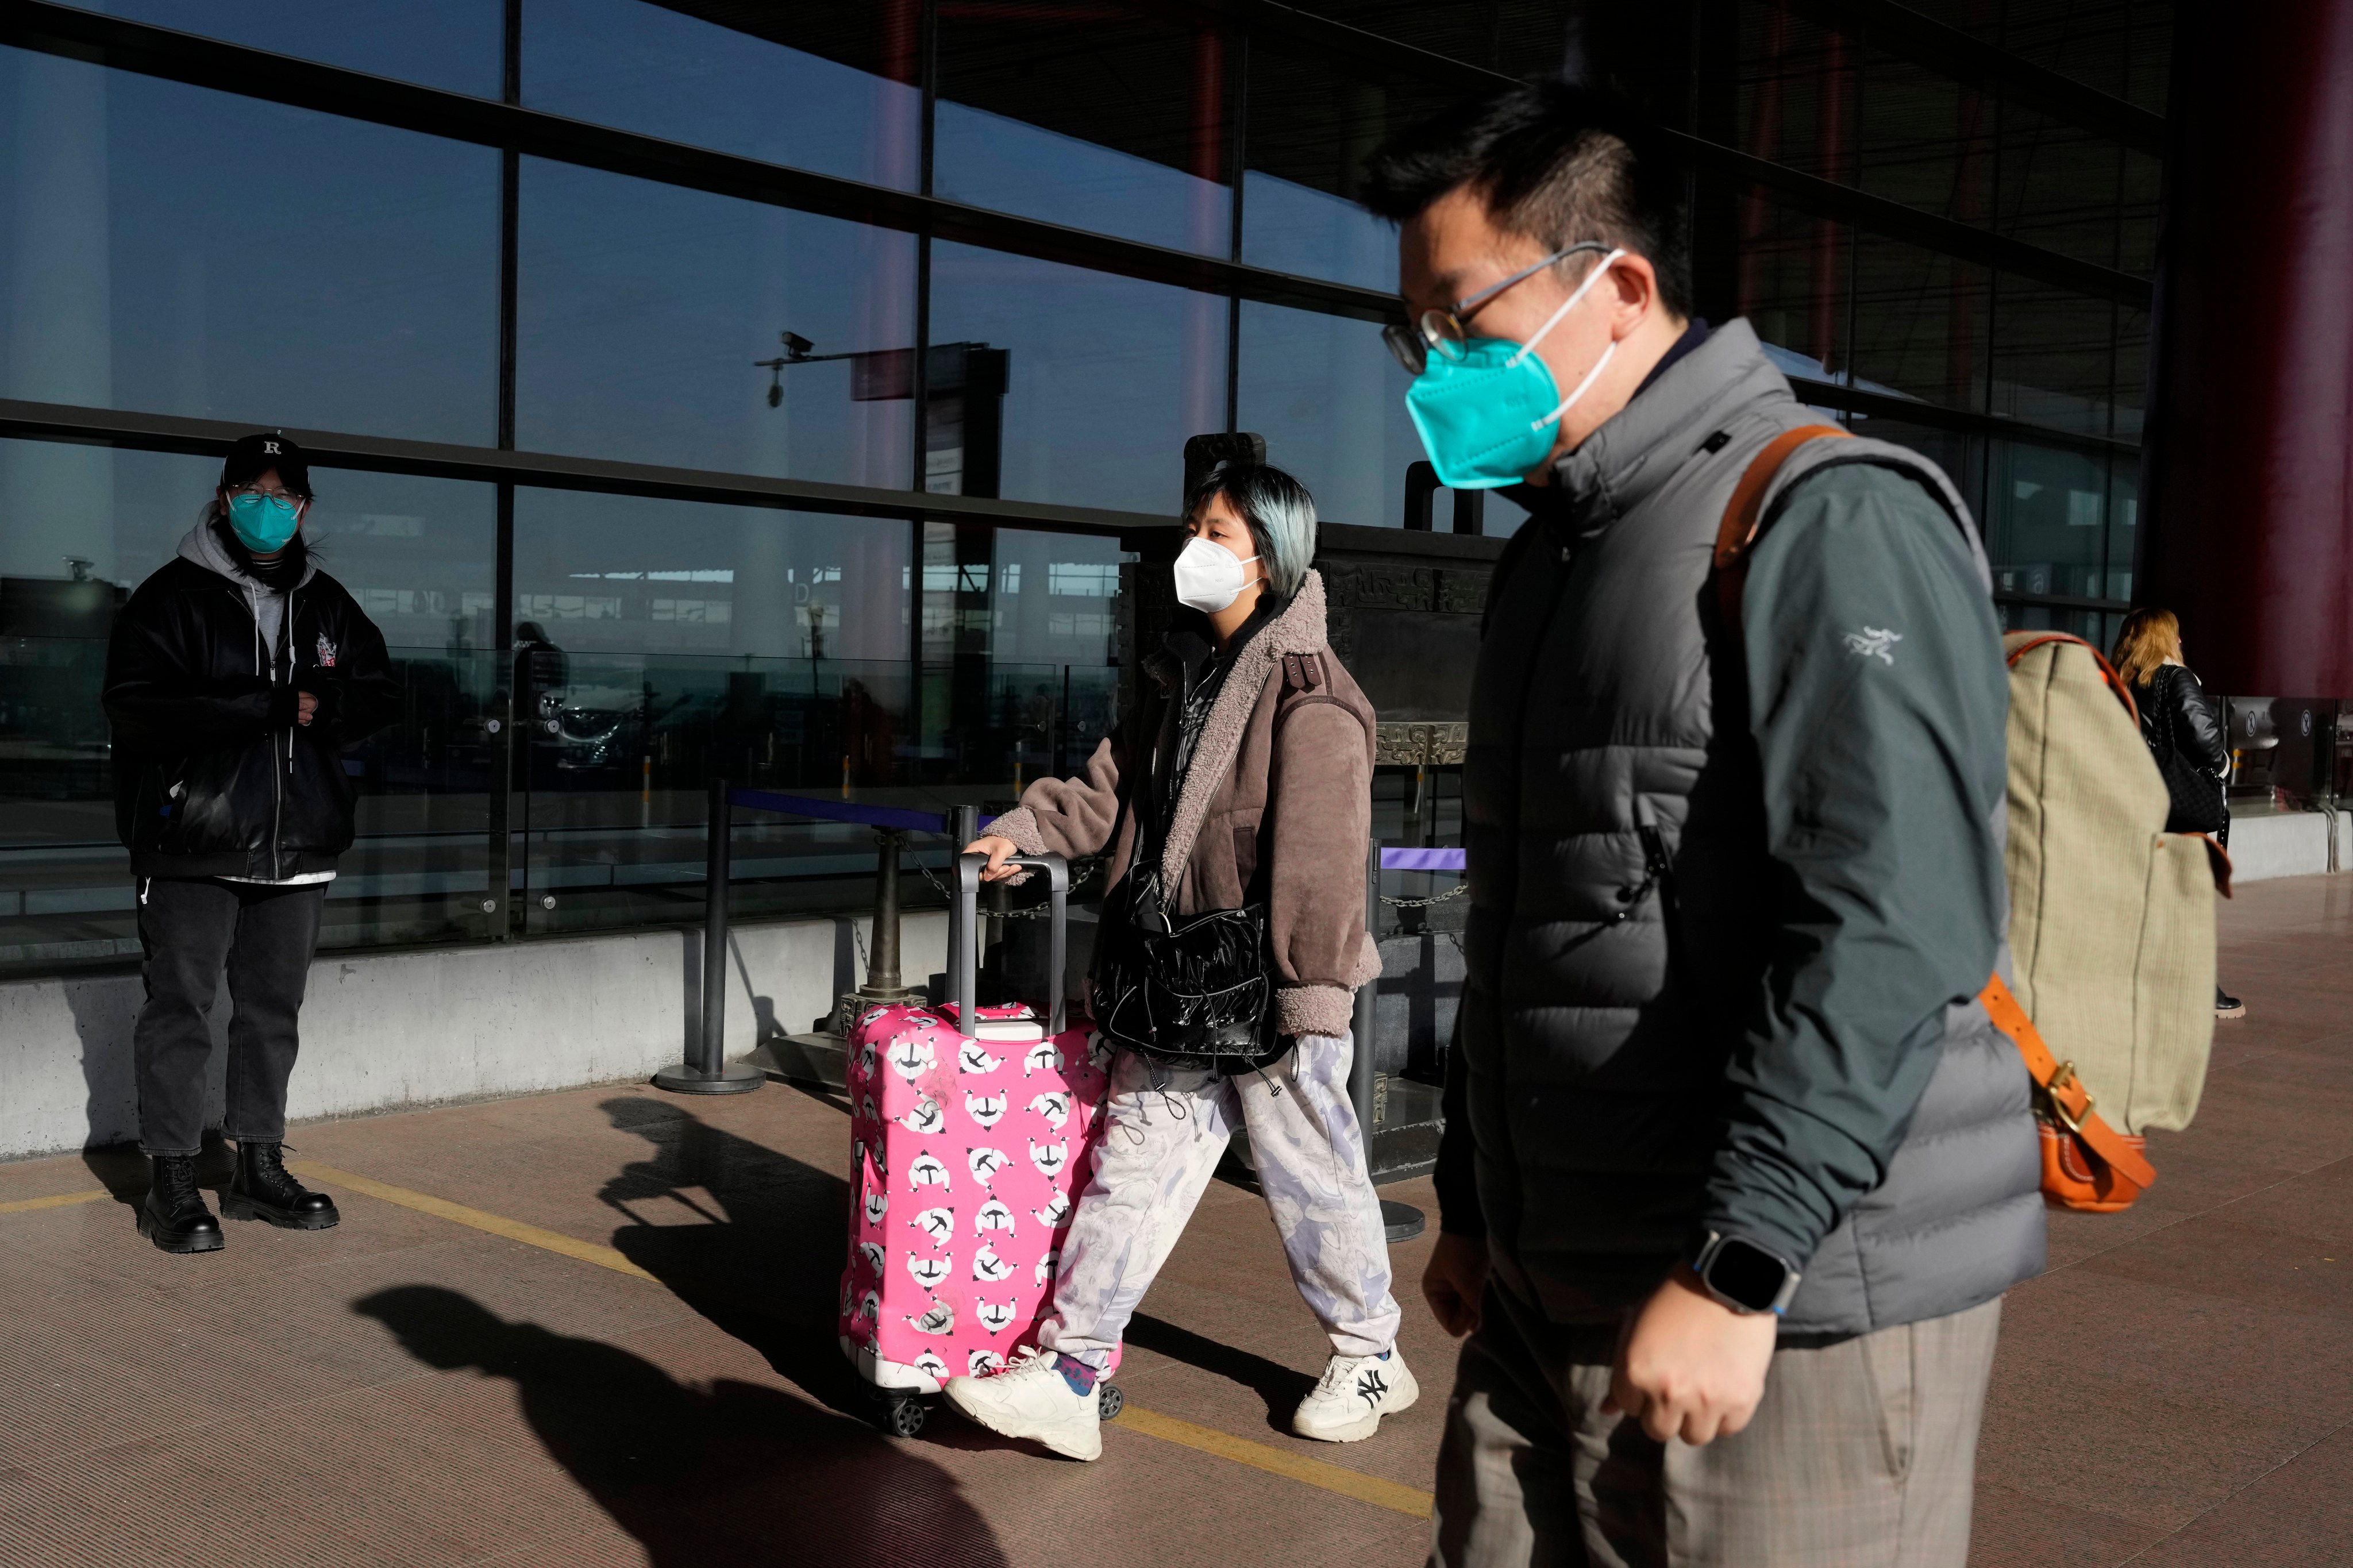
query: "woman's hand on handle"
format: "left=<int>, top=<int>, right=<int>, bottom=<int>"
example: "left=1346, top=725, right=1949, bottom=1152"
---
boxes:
left=965, top=835, right=1022, bottom=883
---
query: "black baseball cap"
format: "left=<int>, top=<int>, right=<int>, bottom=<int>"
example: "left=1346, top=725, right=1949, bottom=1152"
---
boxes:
left=218, top=432, right=313, bottom=498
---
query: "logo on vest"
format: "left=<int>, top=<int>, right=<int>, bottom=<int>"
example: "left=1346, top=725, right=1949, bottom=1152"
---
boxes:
left=1842, top=627, right=1902, bottom=666
left=315, top=634, right=337, bottom=668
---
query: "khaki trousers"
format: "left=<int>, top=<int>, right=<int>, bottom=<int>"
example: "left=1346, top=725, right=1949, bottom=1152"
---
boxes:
left=1431, top=1284, right=2002, bottom=1568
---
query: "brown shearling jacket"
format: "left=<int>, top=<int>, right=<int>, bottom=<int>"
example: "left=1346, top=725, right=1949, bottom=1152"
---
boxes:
left=989, top=569, right=1382, bottom=1038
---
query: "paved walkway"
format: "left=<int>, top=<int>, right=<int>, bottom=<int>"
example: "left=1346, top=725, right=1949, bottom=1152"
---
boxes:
left=3, top=874, right=2348, bottom=1565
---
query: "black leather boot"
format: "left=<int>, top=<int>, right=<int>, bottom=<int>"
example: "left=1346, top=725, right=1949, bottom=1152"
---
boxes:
left=224, top=1141, right=340, bottom=1230
left=138, top=1154, right=225, bottom=1254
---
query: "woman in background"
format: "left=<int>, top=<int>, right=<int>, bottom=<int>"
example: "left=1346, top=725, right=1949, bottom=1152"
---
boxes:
left=2113, top=607, right=2242, bottom=1018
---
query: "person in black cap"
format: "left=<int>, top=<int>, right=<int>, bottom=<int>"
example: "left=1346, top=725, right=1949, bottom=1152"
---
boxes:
left=102, top=433, right=399, bottom=1253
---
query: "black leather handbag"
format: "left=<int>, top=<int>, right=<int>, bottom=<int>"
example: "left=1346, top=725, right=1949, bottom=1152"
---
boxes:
left=2151, top=672, right=2229, bottom=835
left=1091, top=861, right=1284, bottom=1071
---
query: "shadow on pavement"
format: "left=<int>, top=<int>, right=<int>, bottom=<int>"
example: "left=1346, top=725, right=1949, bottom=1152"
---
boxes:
left=1124, top=1311, right=1318, bottom=1436
left=355, top=1285, right=1008, bottom=1568
left=592, top=1093, right=877, bottom=1420
left=588, top=1094, right=1330, bottom=1447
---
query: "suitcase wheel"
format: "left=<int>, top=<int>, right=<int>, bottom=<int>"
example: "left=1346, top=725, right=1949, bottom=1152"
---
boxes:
left=873, top=1393, right=928, bottom=1439
left=1097, top=1381, right=1124, bottom=1421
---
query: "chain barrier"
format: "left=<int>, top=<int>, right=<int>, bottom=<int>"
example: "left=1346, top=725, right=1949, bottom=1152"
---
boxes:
left=916, top=853, right=1102, bottom=915
left=1380, top=883, right=1469, bottom=909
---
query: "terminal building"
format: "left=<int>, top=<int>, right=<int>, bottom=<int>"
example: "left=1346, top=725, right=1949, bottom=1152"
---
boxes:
left=14, top=3, right=2353, bottom=1565
left=0, top=2, right=2200, bottom=1111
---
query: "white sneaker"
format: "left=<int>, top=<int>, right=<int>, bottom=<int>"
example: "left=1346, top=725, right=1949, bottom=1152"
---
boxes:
left=943, top=1348, right=1103, bottom=1461
left=1292, top=1347, right=1419, bottom=1443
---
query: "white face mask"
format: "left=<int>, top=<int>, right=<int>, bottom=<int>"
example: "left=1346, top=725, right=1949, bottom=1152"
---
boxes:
left=1173, top=534, right=1261, bottom=614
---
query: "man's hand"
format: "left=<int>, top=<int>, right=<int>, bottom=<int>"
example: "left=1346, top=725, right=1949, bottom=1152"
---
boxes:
left=296, top=691, right=319, bottom=727
left=1602, top=1265, right=1778, bottom=1445
left=1422, top=1231, right=1489, bottom=1338
left=965, top=834, right=1022, bottom=881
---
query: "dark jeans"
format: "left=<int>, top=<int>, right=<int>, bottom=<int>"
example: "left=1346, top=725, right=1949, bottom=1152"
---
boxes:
left=132, top=876, right=326, bottom=1157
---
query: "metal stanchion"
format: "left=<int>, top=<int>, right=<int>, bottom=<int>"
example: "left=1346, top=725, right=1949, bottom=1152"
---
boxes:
left=656, top=776, right=762, bottom=1094
left=1354, top=835, right=1425, bottom=1241
left=836, top=822, right=926, bottom=1031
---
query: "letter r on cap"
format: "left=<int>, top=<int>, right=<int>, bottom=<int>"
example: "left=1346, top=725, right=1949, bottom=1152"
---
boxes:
left=264, top=441, right=280, bottom=454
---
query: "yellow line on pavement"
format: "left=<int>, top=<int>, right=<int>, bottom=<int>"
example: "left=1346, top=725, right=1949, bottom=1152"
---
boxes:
left=288, top=1161, right=656, bottom=1281
left=1114, top=1404, right=1435, bottom=1519
left=0, top=1188, right=111, bottom=1215
left=291, top=1159, right=1428, bottom=1520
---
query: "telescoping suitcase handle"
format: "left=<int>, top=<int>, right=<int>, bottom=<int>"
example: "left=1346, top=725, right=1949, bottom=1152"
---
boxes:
left=949, top=851, right=1068, bottom=1038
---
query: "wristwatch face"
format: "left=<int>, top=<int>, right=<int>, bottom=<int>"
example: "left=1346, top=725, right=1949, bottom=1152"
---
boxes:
left=1706, top=1238, right=1792, bottom=1313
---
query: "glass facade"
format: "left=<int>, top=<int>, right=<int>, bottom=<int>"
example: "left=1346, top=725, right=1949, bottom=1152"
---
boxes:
left=1, top=0, right=2170, bottom=973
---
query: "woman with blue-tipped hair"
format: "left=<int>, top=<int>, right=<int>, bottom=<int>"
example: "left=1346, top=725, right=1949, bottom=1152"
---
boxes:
left=945, top=460, right=1411, bottom=1460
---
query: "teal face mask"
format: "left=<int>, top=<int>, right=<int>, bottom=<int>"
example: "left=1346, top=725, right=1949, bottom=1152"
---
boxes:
left=1403, top=248, right=1624, bottom=490
left=226, top=491, right=302, bottom=553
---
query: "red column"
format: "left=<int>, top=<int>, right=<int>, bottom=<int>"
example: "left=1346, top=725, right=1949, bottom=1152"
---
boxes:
left=2140, top=1, right=2353, bottom=695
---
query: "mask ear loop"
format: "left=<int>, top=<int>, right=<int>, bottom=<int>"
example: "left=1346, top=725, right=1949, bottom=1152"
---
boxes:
left=1533, top=338, right=1620, bottom=432
left=1502, top=248, right=1626, bottom=370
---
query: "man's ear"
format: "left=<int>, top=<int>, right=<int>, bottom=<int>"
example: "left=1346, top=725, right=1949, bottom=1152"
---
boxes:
left=1604, top=253, right=1661, bottom=340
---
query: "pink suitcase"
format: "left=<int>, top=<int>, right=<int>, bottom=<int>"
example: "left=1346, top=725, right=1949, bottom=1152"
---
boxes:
left=836, top=850, right=1119, bottom=1436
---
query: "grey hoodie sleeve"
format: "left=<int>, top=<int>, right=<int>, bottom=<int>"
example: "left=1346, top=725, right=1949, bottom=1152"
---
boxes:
left=1697, top=462, right=2012, bottom=1270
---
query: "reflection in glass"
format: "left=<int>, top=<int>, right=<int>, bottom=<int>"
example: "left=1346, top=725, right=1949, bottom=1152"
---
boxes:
left=78, top=0, right=500, bottom=97
left=0, top=47, right=499, bottom=444
left=1984, top=440, right=2115, bottom=602
left=1847, top=234, right=1989, bottom=411
left=517, top=159, right=914, bottom=488
left=1237, top=302, right=1431, bottom=532
left=935, top=5, right=1230, bottom=255
left=512, top=490, right=911, bottom=664
left=1988, top=282, right=2120, bottom=437
left=1241, top=42, right=1452, bottom=291
left=510, top=488, right=916, bottom=930
left=913, top=524, right=1126, bottom=783
left=1241, top=172, right=1398, bottom=292
left=523, top=0, right=921, bottom=190
left=0, top=439, right=500, bottom=969
left=928, top=244, right=1224, bottom=515
left=506, top=488, right=1125, bottom=932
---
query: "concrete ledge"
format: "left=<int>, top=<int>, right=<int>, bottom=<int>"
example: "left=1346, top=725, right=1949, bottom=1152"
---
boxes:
left=2225, top=809, right=2346, bottom=883
left=0, top=910, right=946, bottom=1162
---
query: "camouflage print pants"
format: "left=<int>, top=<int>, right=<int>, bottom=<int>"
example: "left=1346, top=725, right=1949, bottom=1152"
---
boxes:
left=1038, top=1033, right=1403, bottom=1372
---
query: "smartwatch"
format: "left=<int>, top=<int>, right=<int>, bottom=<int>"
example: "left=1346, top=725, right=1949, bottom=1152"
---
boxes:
left=1687, top=1230, right=1803, bottom=1316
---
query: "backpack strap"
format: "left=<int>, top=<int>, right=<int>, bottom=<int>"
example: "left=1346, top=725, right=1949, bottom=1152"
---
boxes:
left=1980, top=973, right=2158, bottom=1197
left=1711, top=423, right=1853, bottom=642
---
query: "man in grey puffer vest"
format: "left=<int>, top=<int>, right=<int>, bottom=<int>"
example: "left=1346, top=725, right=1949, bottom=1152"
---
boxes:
left=1364, top=84, right=2043, bottom=1567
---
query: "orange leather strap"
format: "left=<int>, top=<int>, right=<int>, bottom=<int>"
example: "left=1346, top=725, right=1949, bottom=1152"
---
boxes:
left=2003, top=630, right=2141, bottom=728
left=1711, top=424, right=1852, bottom=640
left=1980, top=973, right=2158, bottom=1193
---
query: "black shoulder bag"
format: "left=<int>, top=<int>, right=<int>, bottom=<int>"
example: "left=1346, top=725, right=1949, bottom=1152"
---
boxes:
left=1089, top=668, right=1291, bottom=1073
left=2149, top=669, right=2228, bottom=835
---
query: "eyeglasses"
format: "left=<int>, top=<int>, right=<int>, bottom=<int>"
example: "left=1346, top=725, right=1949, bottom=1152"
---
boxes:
left=227, top=485, right=302, bottom=507
left=1381, top=241, right=1614, bottom=375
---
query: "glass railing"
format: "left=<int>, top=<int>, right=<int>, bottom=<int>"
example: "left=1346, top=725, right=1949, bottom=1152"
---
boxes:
left=511, top=653, right=1120, bottom=937
left=0, top=638, right=1126, bottom=973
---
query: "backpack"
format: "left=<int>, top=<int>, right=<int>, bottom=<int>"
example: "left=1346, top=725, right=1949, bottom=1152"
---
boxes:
left=1717, top=426, right=2225, bottom=1213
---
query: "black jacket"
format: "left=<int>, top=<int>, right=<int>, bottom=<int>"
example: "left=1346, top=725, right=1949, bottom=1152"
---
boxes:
left=103, top=550, right=399, bottom=879
left=2138, top=664, right=2227, bottom=776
